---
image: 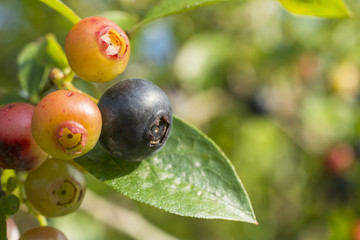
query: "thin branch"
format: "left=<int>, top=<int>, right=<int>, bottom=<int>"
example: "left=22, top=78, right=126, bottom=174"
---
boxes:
left=80, top=190, right=179, bottom=240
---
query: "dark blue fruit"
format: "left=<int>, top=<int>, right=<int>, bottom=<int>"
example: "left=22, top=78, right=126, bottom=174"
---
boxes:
left=98, top=78, right=173, bottom=161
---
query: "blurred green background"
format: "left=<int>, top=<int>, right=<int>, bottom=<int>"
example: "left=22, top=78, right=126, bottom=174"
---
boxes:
left=2, top=0, right=360, bottom=239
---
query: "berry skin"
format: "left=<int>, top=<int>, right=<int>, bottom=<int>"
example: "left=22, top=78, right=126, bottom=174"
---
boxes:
left=98, top=78, right=173, bottom=161
left=0, top=103, right=48, bottom=171
left=65, top=16, right=130, bottom=83
left=24, top=158, right=86, bottom=217
left=31, top=90, right=102, bottom=160
left=19, top=226, right=67, bottom=240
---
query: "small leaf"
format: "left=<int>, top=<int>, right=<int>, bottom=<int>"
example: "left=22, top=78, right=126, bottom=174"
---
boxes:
left=278, top=0, right=352, bottom=18
left=17, top=37, right=48, bottom=103
left=131, top=0, right=238, bottom=33
left=0, top=208, right=5, bottom=240
left=17, top=35, right=66, bottom=102
left=98, top=11, right=139, bottom=32
left=77, top=117, right=256, bottom=222
left=0, top=194, right=20, bottom=216
left=0, top=170, right=16, bottom=189
left=73, top=78, right=101, bottom=99
left=46, top=34, right=69, bottom=70
left=39, top=0, right=81, bottom=24
left=0, top=92, right=28, bottom=105
left=5, top=177, right=18, bottom=195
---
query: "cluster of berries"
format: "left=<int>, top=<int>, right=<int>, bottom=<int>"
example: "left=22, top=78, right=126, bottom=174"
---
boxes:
left=1, top=16, right=172, bottom=239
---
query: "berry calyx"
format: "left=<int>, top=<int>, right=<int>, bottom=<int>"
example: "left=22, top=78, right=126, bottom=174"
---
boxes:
left=98, top=27, right=128, bottom=58
left=56, top=121, right=87, bottom=154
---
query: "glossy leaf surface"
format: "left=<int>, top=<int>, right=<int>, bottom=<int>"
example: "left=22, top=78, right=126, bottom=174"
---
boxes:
left=278, top=0, right=352, bottom=18
left=39, top=0, right=81, bottom=24
left=77, top=117, right=256, bottom=222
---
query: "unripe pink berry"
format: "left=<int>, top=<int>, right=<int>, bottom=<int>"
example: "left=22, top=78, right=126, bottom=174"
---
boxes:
left=65, top=16, right=130, bottom=83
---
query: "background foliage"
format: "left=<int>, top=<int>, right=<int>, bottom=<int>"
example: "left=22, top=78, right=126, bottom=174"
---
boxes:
left=1, top=0, right=360, bottom=239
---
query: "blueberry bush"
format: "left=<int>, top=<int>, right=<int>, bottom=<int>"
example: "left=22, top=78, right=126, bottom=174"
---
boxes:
left=0, top=0, right=359, bottom=239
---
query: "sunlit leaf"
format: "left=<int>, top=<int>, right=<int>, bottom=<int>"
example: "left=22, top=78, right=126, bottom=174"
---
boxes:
left=77, top=117, right=256, bottom=222
left=278, top=0, right=352, bottom=18
left=46, top=34, right=69, bottom=70
left=130, top=0, right=239, bottom=33
left=39, top=0, right=81, bottom=24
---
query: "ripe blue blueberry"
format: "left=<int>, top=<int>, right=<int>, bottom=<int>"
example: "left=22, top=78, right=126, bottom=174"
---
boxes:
left=98, top=78, right=173, bottom=161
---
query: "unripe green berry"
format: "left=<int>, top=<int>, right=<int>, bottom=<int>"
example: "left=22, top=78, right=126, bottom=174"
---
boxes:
left=25, top=158, right=86, bottom=217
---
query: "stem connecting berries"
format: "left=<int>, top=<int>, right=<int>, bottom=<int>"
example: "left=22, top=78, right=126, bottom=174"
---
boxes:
left=31, top=90, right=102, bottom=160
left=65, top=16, right=130, bottom=83
left=98, top=78, right=173, bottom=161
left=25, top=158, right=86, bottom=217
left=0, top=103, right=48, bottom=171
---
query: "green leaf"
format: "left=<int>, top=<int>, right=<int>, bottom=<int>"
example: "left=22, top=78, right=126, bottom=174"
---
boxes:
left=73, top=78, right=101, bottom=99
left=17, top=37, right=48, bottom=103
left=0, top=92, right=29, bottom=105
left=0, top=194, right=20, bottom=216
left=39, top=0, right=81, bottom=24
left=5, top=177, right=18, bottom=195
left=17, top=35, right=67, bottom=103
left=76, top=117, right=256, bottom=222
left=98, top=11, right=139, bottom=32
left=46, top=34, right=69, bottom=70
left=0, top=170, right=16, bottom=190
left=278, top=0, right=352, bottom=18
left=130, top=0, right=239, bottom=34
left=0, top=208, right=5, bottom=240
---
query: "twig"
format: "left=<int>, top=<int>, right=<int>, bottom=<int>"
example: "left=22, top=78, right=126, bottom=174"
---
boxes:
left=80, top=190, right=179, bottom=240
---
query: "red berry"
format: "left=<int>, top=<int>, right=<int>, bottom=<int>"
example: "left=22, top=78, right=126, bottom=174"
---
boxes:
left=0, top=103, right=48, bottom=171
